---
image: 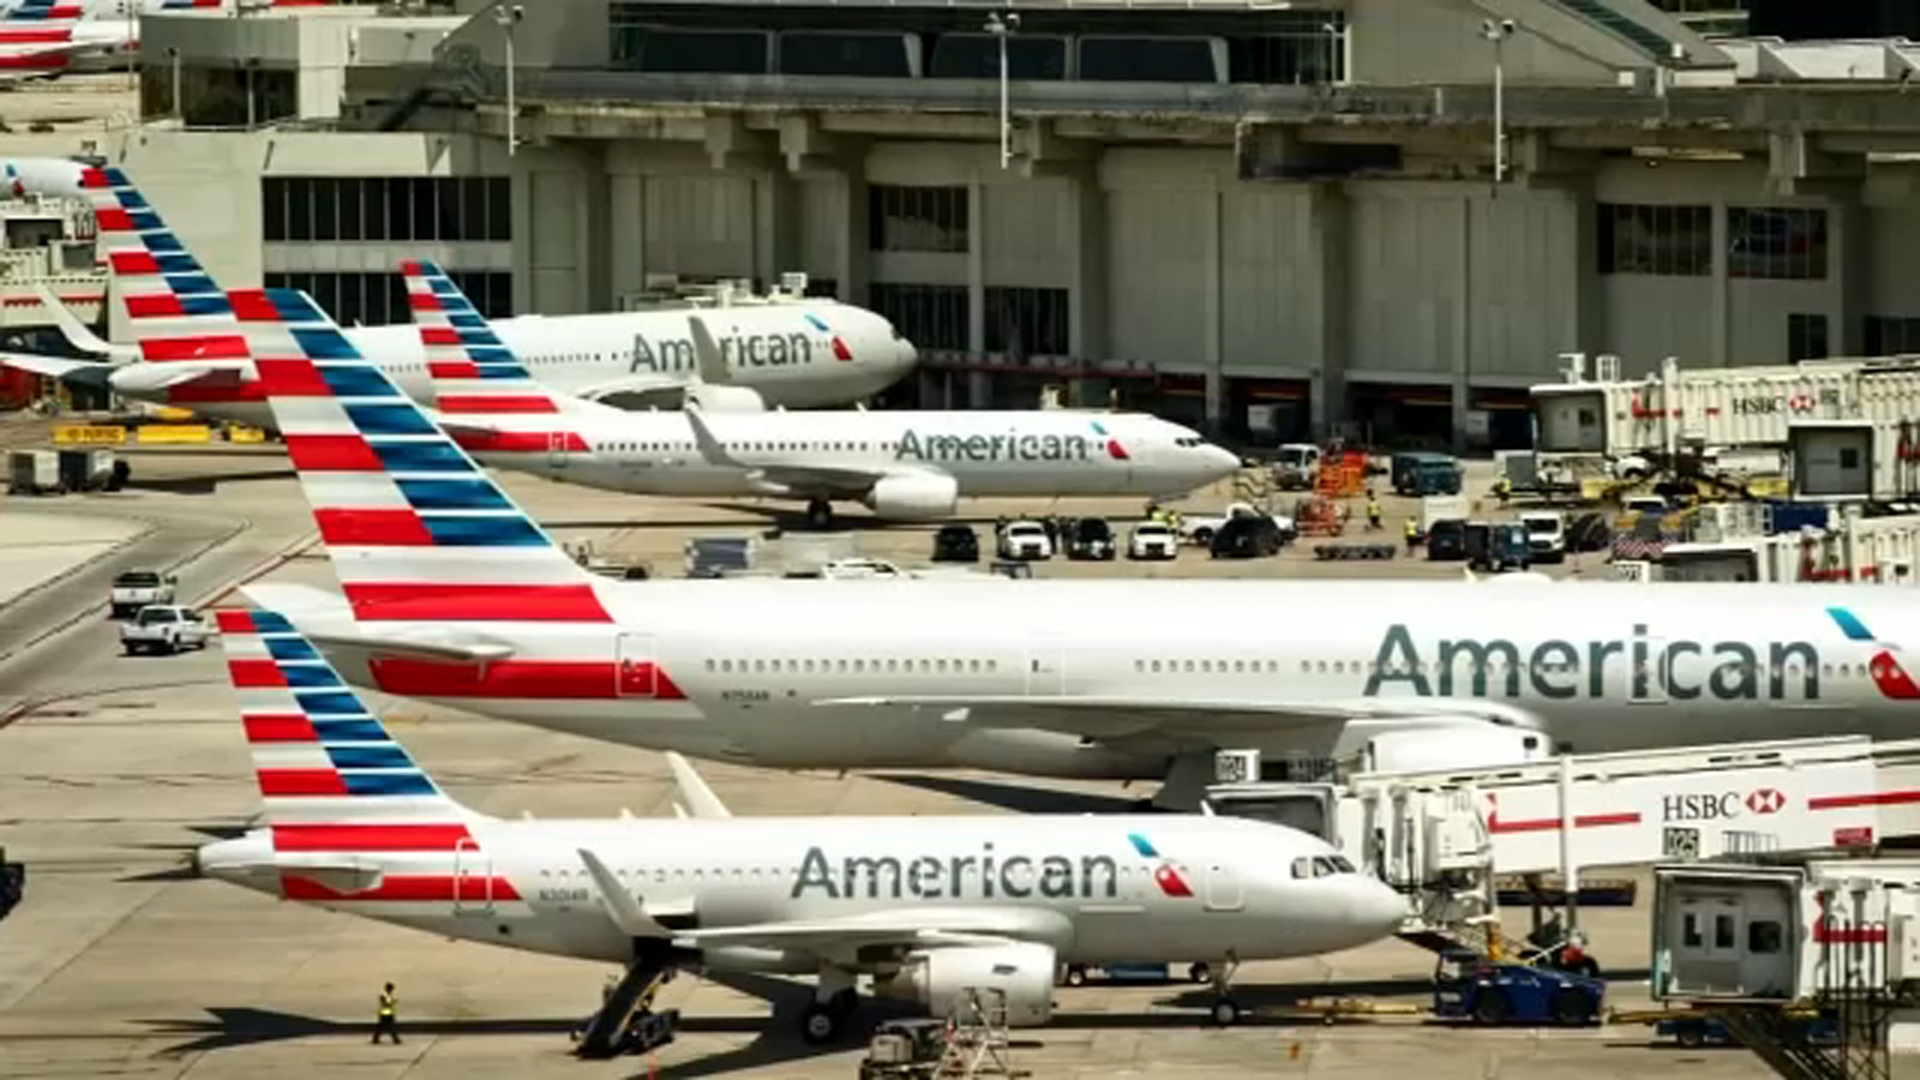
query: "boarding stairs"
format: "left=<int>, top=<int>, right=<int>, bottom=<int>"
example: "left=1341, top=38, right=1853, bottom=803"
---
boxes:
left=575, top=942, right=679, bottom=1059
left=936, top=988, right=1024, bottom=1079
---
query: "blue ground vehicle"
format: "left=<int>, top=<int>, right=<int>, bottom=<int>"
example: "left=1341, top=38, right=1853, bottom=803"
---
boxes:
left=1431, top=951, right=1604, bottom=1026
left=1654, top=1010, right=1836, bottom=1049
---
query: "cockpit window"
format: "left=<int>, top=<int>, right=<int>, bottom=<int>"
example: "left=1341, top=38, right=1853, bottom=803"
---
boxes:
left=1294, top=855, right=1356, bottom=878
left=1173, top=436, right=1206, bottom=448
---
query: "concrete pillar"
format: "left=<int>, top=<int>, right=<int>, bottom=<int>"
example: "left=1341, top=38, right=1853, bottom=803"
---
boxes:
left=1831, top=180, right=1869, bottom=356
left=1710, top=201, right=1730, bottom=366
left=1451, top=194, right=1472, bottom=451
left=580, top=143, right=611, bottom=313
left=1202, top=186, right=1224, bottom=430
left=838, top=169, right=870, bottom=305
left=1307, top=182, right=1349, bottom=438
left=1067, top=162, right=1108, bottom=362
left=756, top=169, right=801, bottom=292
left=967, top=178, right=988, bottom=409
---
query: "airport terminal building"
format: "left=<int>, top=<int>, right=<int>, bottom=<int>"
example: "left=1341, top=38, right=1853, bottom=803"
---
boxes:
left=26, top=0, right=1920, bottom=446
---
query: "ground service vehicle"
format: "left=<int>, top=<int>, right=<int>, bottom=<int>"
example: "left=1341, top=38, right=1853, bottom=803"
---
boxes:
left=1127, top=521, right=1178, bottom=560
left=1066, top=517, right=1117, bottom=561
left=1464, top=522, right=1530, bottom=572
left=119, top=604, right=209, bottom=655
left=1520, top=511, right=1567, bottom=564
left=1431, top=952, right=1604, bottom=1027
left=859, top=1018, right=948, bottom=1080
left=1272, top=443, right=1322, bottom=489
left=1426, top=518, right=1468, bottom=561
left=1392, top=452, right=1464, bottom=496
left=1211, top=514, right=1288, bottom=559
left=996, top=521, right=1052, bottom=560
left=930, top=524, right=979, bottom=563
left=108, top=570, right=174, bottom=618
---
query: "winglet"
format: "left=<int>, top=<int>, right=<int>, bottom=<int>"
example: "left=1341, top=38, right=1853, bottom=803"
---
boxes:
left=578, top=848, right=672, bottom=938
left=34, top=283, right=130, bottom=361
left=664, top=751, right=732, bottom=820
left=683, top=404, right=743, bottom=468
left=685, top=314, right=732, bottom=385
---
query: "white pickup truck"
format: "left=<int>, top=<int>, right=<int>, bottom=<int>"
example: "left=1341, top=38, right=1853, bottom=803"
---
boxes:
left=109, top=570, right=176, bottom=619
left=120, top=605, right=210, bottom=655
left=1179, top=502, right=1297, bottom=548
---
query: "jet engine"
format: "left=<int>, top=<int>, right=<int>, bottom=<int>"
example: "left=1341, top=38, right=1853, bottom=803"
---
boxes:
left=863, top=471, right=959, bottom=520
left=872, top=942, right=1056, bottom=1026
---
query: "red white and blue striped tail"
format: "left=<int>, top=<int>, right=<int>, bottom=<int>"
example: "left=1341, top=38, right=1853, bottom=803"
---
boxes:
left=401, top=258, right=578, bottom=416
left=217, top=606, right=473, bottom=826
left=79, top=163, right=233, bottom=361
left=0, top=0, right=81, bottom=21
left=228, top=286, right=614, bottom=625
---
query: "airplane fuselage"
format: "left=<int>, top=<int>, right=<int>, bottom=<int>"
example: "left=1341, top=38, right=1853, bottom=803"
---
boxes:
left=157, top=303, right=915, bottom=427
left=201, top=814, right=1401, bottom=966
left=467, top=408, right=1239, bottom=505
left=274, top=579, right=1920, bottom=779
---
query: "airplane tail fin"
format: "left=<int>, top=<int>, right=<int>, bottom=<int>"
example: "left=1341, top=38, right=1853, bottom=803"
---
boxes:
left=217, top=606, right=478, bottom=825
left=399, top=257, right=618, bottom=445
left=218, top=285, right=615, bottom=625
left=78, top=163, right=233, bottom=361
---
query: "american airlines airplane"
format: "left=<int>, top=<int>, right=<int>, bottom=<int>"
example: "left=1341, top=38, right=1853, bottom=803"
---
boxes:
left=195, top=281, right=1920, bottom=808
left=0, top=0, right=228, bottom=79
left=0, top=162, right=917, bottom=425
left=402, top=260, right=1238, bottom=524
left=198, top=608, right=1408, bottom=1046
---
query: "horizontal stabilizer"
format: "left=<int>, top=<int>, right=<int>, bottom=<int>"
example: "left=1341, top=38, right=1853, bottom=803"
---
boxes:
left=34, top=282, right=130, bottom=360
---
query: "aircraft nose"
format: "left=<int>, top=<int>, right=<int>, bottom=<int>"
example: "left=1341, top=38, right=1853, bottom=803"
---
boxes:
left=1350, top=879, right=1411, bottom=942
left=1201, top=443, right=1242, bottom=480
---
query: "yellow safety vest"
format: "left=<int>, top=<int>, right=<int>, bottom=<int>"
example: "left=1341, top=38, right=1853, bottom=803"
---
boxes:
left=378, top=992, right=396, bottom=1019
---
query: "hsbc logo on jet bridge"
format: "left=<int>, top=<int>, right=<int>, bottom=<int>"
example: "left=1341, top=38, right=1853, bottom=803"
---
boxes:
left=1663, top=788, right=1789, bottom=822
left=1361, top=623, right=1824, bottom=702
left=630, top=328, right=815, bottom=373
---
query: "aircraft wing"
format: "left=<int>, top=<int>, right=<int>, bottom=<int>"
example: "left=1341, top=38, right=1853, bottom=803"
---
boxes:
left=561, top=372, right=691, bottom=402
left=809, top=693, right=1546, bottom=742
left=0, top=350, right=109, bottom=381
left=677, top=906, right=1072, bottom=960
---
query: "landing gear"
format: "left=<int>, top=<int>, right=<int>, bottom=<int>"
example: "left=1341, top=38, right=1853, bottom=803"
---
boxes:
left=1204, top=955, right=1242, bottom=1028
left=804, top=499, right=835, bottom=531
left=801, top=969, right=859, bottom=1045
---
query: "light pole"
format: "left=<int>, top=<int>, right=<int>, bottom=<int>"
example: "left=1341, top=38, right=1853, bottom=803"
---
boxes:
left=494, top=3, right=525, bottom=156
left=985, top=11, right=1020, bottom=170
left=1481, top=18, right=1515, bottom=184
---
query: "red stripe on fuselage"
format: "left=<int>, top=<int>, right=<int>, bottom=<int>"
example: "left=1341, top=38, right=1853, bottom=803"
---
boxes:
left=272, top=824, right=473, bottom=852
left=448, top=429, right=590, bottom=454
left=140, top=335, right=250, bottom=362
left=436, top=395, right=559, bottom=414
left=343, top=583, right=613, bottom=623
left=280, top=872, right=521, bottom=903
left=368, top=657, right=686, bottom=700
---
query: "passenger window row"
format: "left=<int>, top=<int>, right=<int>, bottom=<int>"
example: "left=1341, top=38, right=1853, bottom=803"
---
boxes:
left=1132, top=658, right=1865, bottom=679
left=707, top=657, right=1000, bottom=675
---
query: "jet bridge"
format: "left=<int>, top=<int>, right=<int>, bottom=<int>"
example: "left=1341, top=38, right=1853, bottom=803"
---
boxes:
left=1204, top=736, right=1920, bottom=963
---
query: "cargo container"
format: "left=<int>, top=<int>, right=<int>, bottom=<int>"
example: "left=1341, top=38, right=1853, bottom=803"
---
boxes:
left=8, top=449, right=56, bottom=494
left=56, top=448, right=112, bottom=492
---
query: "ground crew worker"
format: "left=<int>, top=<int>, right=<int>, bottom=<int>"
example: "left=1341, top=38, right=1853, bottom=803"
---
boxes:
left=1365, top=490, right=1381, bottom=531
left=373, top=983, right=401, bottom=1045
left=1493, top=476, right=1512, bottom=505
left=1404, top=517, right=1419, bottom=552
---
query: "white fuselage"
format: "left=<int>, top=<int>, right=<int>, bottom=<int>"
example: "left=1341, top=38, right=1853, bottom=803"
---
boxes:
left=200, top=814, right=1406, bottom=967
left=265, top=579, right=1920, bottom=780
left=151, top=303, right=916, bottom=427
left=472, top=408, right=1240, bottom=505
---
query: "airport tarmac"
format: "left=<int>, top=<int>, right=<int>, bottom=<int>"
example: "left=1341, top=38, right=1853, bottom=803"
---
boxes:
left=0, top=445, right=1763, bottom=1078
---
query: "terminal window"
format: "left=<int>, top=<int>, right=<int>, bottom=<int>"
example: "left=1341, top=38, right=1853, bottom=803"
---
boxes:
left=869, top=185, right=969, bottom=254
left=985, top=286, right=1069, bottom=357
left=928, top=34, right=1067, bottom=80
left=1077, top=37, right=1222, bottom=84
left=1597, top=203, right=1711, bottom=276
left=264, top=271, right=512, bottom=327
left=610, top=26, right=772, bottom=74
left=1728, top=207, right=1827, bottom=281
left=263, top=177, right=512, bottom=244
left=869, top=283, right=969, bottom=352
left=1788, top=313, right=1828, bottom=362
left=778, top=32, right=916, bottom=78
left=1864, top=316, right=1920, bottom=355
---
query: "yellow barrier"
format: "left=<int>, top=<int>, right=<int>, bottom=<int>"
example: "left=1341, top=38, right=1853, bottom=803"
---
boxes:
left=227, top=426, right=266, bottom=444
left=135, top=424, right=212, bottom=445
left=53, top=424, right=126, bottom=445
left=153, top=406, right=196, bottom=423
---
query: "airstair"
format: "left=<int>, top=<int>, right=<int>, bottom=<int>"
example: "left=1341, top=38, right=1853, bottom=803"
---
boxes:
left=575, top=942, right=680, bottom=1059
left=936, top=988, right=1025, bottom=1078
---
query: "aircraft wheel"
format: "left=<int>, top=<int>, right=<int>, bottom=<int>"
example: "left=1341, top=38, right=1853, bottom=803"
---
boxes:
left=800, top=1002, right=842, bottom=1045
left=1208, top=997, right=1241, bottom=1027
left=805, top=500, right=833, bottom=530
